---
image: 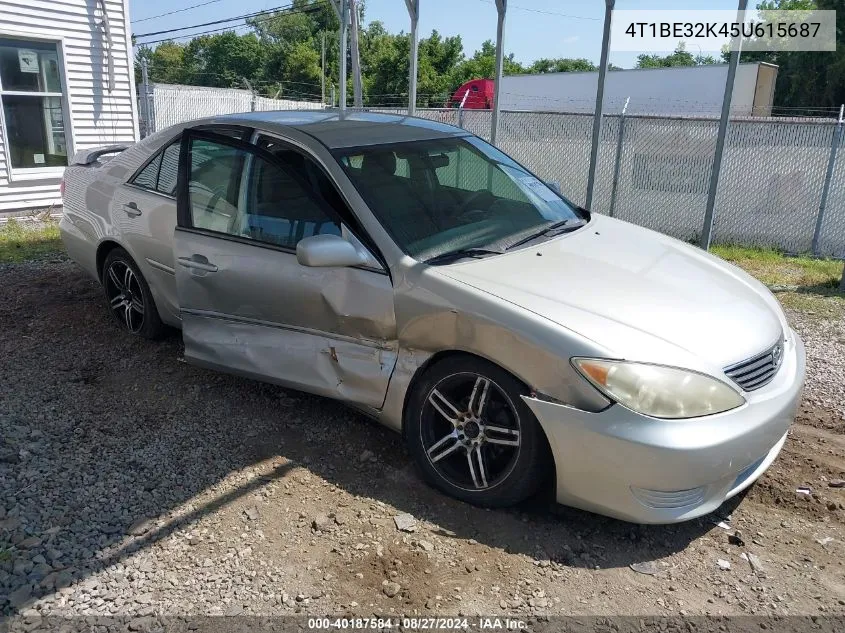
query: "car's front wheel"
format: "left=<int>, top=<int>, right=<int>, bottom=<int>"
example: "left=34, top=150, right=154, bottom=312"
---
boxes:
left=102, top=247, right=164, bottom=340
left=405, top=355, right=551, bottom=507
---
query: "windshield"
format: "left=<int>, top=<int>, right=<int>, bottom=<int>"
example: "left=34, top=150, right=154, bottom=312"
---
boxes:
left=334, top=136, right=582, bottom=261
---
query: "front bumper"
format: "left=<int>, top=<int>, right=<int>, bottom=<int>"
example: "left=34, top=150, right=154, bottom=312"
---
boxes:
left=523, top=330, right=806, bottom=524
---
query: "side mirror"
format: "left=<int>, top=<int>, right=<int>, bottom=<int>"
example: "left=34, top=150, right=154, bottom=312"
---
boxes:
left=296, top=234, right=368, bottom=268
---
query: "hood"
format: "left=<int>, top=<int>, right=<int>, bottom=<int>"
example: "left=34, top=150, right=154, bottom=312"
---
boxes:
left=437, top=215, right=785, bottom=369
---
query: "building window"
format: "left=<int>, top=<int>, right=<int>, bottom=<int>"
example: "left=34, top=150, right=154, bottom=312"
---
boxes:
left=0, top=38, right=67, bottom=170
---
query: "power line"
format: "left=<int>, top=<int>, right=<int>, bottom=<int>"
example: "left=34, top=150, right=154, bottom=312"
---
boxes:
left=133, top=3, right=297, bottom=39
left=132, top=0, right=225, bottom=24
left=137, top=24, right=252, bottom=45
left=134, top=3, right=326, bottom=45
left=472, top=0, right=599, bottom=21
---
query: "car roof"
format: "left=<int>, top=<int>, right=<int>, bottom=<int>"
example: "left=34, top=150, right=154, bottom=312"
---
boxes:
left=199, top=110, right=471, bottom=149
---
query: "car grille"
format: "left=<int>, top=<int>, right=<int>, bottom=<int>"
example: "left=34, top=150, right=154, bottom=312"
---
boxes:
left=724, top=339, right=784, bottom=391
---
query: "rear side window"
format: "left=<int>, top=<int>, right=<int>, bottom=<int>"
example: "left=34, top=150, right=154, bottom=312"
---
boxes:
left=157, top=143, right=180, bottom=195
left=129, top=139, right=181, bottom=196
left=131, top=155, right=160, bottom=190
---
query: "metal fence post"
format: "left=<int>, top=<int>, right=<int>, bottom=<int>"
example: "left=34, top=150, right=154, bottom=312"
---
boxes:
left=491, top=0, right=507, bottom=145
left=457, top=89, right=470, bottom=129
left=242, top=78, right=257, bottom=111
left=608, top=96, right=630, bottom=218
left=140, top=58, right=153, bottom=137
left=405, top=0, right=419, bottom=115
left=585, top=0, right=615, bottom=211
left=701, top=0, right=747, bottom=249
left=812, top=104, right=844, bottom=256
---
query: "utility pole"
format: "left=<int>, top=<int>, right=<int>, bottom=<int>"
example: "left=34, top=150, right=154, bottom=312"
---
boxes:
left=328, top=1, right=348, bottom=111
left=349, top=0, right=363, bottom=108
left=321, top=32, right=327, bottom=105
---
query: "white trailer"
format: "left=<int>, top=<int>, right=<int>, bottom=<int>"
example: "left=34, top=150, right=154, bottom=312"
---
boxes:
left=498, top=62, right=778, bottom=117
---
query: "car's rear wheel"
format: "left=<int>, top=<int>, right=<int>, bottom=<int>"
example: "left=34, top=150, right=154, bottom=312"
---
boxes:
left=102, top=248, right=164, bottom=340
left=405, top=355, right=551, bottom=507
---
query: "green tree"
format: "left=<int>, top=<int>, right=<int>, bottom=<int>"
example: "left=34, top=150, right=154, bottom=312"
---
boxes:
left=135, top=42, right=188, bottom=85
left=361, top=24, right=465, bottom=107
left=450, top=40, right=526, bottom=89
left=528, top=58, right=597, bottom=74
left=723, top=0, right=845, bottom=114
left=637, top=42, right=718, bottom=68
left=248, top=0, right=343, bottom=99
left=180, top=32, right=267, bottom=88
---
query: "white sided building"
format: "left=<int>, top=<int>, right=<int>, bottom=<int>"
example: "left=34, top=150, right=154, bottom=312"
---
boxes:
left=0, top=0, right=137, bottom=212
left=498, top=62, right=779, bottom=117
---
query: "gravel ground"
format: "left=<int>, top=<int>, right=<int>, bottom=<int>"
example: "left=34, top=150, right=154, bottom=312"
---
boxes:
left=1, top=257, right=844, bottom=623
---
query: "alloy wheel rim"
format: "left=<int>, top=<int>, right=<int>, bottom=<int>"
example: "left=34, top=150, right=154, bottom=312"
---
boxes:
left=420, top=372, right=521, bottom=492
left=105, top=261, right=145, bottom=334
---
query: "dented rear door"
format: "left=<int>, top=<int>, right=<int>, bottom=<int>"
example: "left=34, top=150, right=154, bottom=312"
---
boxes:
left=174, top=129, right=397, bottom=409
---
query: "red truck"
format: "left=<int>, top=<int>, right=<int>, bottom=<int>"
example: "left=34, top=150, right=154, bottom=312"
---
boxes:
left=447, top=79, right=495, bottom=109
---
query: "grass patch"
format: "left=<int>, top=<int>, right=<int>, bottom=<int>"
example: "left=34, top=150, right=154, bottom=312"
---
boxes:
left=711, top=245, right=844, bottom=289
left=711, top=245, right=844, bottom=317
left=0, top=218, right=63, bottom=263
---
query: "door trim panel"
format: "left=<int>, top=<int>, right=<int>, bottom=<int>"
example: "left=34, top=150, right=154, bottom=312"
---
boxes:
left=181, top=311, right=398, bottom=409
left=182, top=308, right=396, bottom=351
left=145, top=258, right=175, bottom=275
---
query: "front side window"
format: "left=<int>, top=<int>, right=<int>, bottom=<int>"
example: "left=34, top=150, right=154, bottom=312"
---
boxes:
left=187, top=138, right=340, bottom=248
left=335, top=136, right=582, bottom=260
left=0, top=38, right=67, bottom=170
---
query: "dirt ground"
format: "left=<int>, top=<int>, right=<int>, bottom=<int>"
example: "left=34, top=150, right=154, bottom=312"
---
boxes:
left=1, top=256, right=844, bottom=623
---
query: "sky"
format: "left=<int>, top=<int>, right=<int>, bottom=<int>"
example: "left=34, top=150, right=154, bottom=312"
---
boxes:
left=130, top=0, right=742, bottom=69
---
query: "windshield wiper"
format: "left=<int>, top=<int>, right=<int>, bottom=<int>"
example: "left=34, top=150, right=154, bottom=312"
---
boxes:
left=424, top=247, right=504, bottom=265
left=505, top=219, right=583, bottom=251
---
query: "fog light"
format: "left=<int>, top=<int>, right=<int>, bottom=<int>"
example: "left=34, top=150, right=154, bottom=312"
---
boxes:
left=631, top=486, right=706, bottom=509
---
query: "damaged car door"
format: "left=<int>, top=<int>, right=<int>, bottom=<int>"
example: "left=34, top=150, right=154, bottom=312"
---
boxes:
left=173, top=128, right=397, bottom=409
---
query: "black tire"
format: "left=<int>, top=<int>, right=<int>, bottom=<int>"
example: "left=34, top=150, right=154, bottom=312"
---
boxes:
left=101, top=247, right=164, bottom=340
left=404, top=355, right=551, bottom=508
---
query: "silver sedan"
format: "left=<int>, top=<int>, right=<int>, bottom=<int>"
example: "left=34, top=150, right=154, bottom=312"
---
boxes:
left=60, top=111, right=805, bottom=523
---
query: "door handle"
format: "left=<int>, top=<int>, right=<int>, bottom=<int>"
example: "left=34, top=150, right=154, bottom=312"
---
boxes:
left=177, top=255, right=218, bottom=273
left=123, top=202, right=142, bottom=217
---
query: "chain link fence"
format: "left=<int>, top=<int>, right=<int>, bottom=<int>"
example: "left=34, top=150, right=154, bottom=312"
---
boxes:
left=139, top=84, right=324, bottom=136
left=138, top=83, right=845, bottom=258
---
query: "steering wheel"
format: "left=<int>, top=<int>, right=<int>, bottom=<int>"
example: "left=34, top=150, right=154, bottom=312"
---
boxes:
left=456, top=190, right=496, bottom=222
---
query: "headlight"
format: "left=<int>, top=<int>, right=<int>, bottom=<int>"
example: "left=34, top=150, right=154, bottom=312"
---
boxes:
left=572, top=358, right=745, bottom=419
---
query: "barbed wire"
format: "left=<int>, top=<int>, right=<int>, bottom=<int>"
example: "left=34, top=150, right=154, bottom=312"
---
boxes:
left=145, top=79, right=841, bottom=117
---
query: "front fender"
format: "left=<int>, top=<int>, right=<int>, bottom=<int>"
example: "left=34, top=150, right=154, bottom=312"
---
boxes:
left=375, top=263, right=611, bottom=431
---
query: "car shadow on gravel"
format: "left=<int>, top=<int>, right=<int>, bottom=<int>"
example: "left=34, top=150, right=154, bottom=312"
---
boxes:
left=0, top=261, right=735, bottom=615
